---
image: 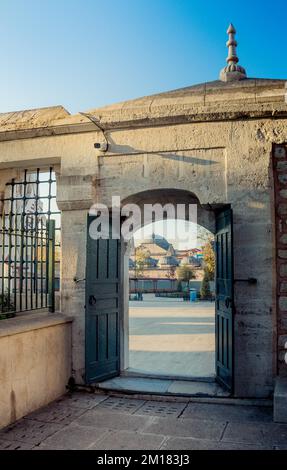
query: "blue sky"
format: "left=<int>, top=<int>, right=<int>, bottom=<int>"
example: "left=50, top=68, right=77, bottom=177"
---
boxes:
left=1, top=0, right=286, bottom=114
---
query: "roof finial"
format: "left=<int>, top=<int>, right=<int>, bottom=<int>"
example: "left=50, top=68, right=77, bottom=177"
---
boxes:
left=220, top=23, right=247, bottom=82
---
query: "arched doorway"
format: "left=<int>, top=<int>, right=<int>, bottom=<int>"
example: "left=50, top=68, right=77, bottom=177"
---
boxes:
left=127, top=219, right=216, bottom=379
left=85, top=189, right=234, bottom=391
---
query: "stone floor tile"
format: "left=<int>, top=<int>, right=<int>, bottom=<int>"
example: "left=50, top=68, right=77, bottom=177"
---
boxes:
left=145, top=416, right=227, bottom=441
left=0, top=438, right=35, bottom=450
left=2, top=391, right=284, bottom=450
left=181, top=402, right=273, bottom=423
left=129, top=300, right=215, bottom=377
left=58, top=392, right=108, bottom=410
left=74, top=409, right=155, bottom=432
left=134, top=400, right=186, bottom=418
left=222, top=421, right=287, bottom=446
left=0, top=419, right=62, bottom=445
left=261, top=423, right=287, bottom=446
left=25, top=401, right=85, bottom=425
left=161, top=436, right=269, bottom=450
left=35, top=423, right=109, bottom=450
left=91, top=430, right=165, bottom=450
left=95, top=396, right=145, bottom=414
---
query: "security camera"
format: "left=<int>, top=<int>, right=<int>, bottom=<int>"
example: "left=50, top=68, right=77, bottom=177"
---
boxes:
left=94, top=142, right=108, bottom=152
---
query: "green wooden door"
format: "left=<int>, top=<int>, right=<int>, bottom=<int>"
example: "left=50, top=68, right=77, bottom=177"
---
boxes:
left=215, top=208, right=234, bottom=391
left=85, top=215, right=121, bottom=384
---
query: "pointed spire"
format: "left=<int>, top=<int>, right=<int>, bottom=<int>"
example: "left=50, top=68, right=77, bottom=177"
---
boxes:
left=220, top=23, right=247, bottom=82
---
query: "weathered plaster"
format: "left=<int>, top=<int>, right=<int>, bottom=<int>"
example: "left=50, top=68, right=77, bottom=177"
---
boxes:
left=0, top=78, right=286, bottom=398
left=0, top=314, right=72, bottom=429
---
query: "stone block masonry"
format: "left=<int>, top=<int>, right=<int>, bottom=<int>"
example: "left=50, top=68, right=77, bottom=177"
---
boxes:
left=273, top=144, right=287, bottom=377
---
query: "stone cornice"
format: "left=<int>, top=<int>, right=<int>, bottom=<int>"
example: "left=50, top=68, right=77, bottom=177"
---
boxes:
left=0, top=98, right=286, bottom=142
left=0, top=121, right=97, bottom=142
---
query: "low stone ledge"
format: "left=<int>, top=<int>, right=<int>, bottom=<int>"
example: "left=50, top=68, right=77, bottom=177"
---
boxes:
left=0, top=310, right=72, bottom=429
left=0, top=311, right=73, bottom=339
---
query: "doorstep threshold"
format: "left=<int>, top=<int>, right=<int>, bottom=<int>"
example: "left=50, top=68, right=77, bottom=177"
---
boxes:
left=122, top=369, right=215, bottom=383
left=96, top=375, right=230, bottom=398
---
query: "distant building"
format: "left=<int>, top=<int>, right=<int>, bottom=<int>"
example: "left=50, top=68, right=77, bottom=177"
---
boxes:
left=129, top=233, right=204, bottom=279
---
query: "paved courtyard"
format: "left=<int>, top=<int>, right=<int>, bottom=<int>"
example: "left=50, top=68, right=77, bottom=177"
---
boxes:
left=0, top=392, right=285, bottom=450
left=129, top=296, right=215, bottom=377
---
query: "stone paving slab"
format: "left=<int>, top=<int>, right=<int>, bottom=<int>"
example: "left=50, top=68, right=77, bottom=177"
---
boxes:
left=36, top=423, right=109, bottom=450
left=145, top=416, right=227, bottom=441
left=134, top=400, right=187, bottom=418
left=58, top=392, right=108, bottom=409
left=95, top=396, right=145, bottom=414
left=25, top=400, right=86, bottom=425
left=2, top=391, right=287, bottom=450
left=91, top=430, right=166, bottom=450
left=0, top=438, right=34, bottom=450
left=0, top=419, right=62, bottom=445
left=161, top=436, right=269, bottom=450
left=74, top=409, right=155, bottom=432
left=181, top=402, right=273, bottom=423
left=129, top=300, right=215, bottom=378
left=222, top=421, right=287, bottom=447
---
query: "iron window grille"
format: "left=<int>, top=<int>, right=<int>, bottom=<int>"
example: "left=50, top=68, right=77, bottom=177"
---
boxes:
left=0, top=168, right=60, bottom=317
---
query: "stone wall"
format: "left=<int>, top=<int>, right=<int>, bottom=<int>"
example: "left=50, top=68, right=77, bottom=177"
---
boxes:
left=0, top=313, right=72, bottom=429
left=273, top=144, right=287, bottom=377
left=96, top=118, right=286, bottom=397
left=1, top=110, right=287, bottom=398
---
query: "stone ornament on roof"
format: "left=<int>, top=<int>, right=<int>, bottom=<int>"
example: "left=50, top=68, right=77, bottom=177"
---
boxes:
left=220, top=23, right=247, bottom=82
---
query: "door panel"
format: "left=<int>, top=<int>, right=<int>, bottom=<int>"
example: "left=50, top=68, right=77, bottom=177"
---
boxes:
left=85, top=215, right=121, bottom=384
left=215, top=208, right=234, bottom=391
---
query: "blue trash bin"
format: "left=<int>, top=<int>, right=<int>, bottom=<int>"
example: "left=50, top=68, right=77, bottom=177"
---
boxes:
left=189, top=288, right=197, bottom=302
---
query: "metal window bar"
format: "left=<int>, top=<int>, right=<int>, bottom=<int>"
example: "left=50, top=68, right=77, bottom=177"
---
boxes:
left=0, top=168, right=59, bottom=318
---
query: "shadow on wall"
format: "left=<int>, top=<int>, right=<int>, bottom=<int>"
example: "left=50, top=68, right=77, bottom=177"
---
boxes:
left=106, top=135, right=219, bottom=166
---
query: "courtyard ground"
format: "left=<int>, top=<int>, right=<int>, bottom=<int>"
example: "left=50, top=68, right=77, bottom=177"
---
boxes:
left=129, top=296, right=215, bottom=378
left=0, top=391, right=286, bottom=450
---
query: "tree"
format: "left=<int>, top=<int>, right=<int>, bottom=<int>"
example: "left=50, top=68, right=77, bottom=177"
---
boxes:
left=202, top=238, right=215, bottom=281
left=176, top=264, right=196, bottom=282
left=200, top=271, right=211, bottom=299
left=134, top=248, right=150, bottom=277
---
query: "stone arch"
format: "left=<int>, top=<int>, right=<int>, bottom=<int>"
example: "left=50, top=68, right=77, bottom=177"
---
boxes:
left=120, top=188, right=218, bottom=234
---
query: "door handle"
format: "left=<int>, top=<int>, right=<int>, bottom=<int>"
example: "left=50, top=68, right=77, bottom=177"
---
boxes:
left=89, top=295, right=97, bottom=306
